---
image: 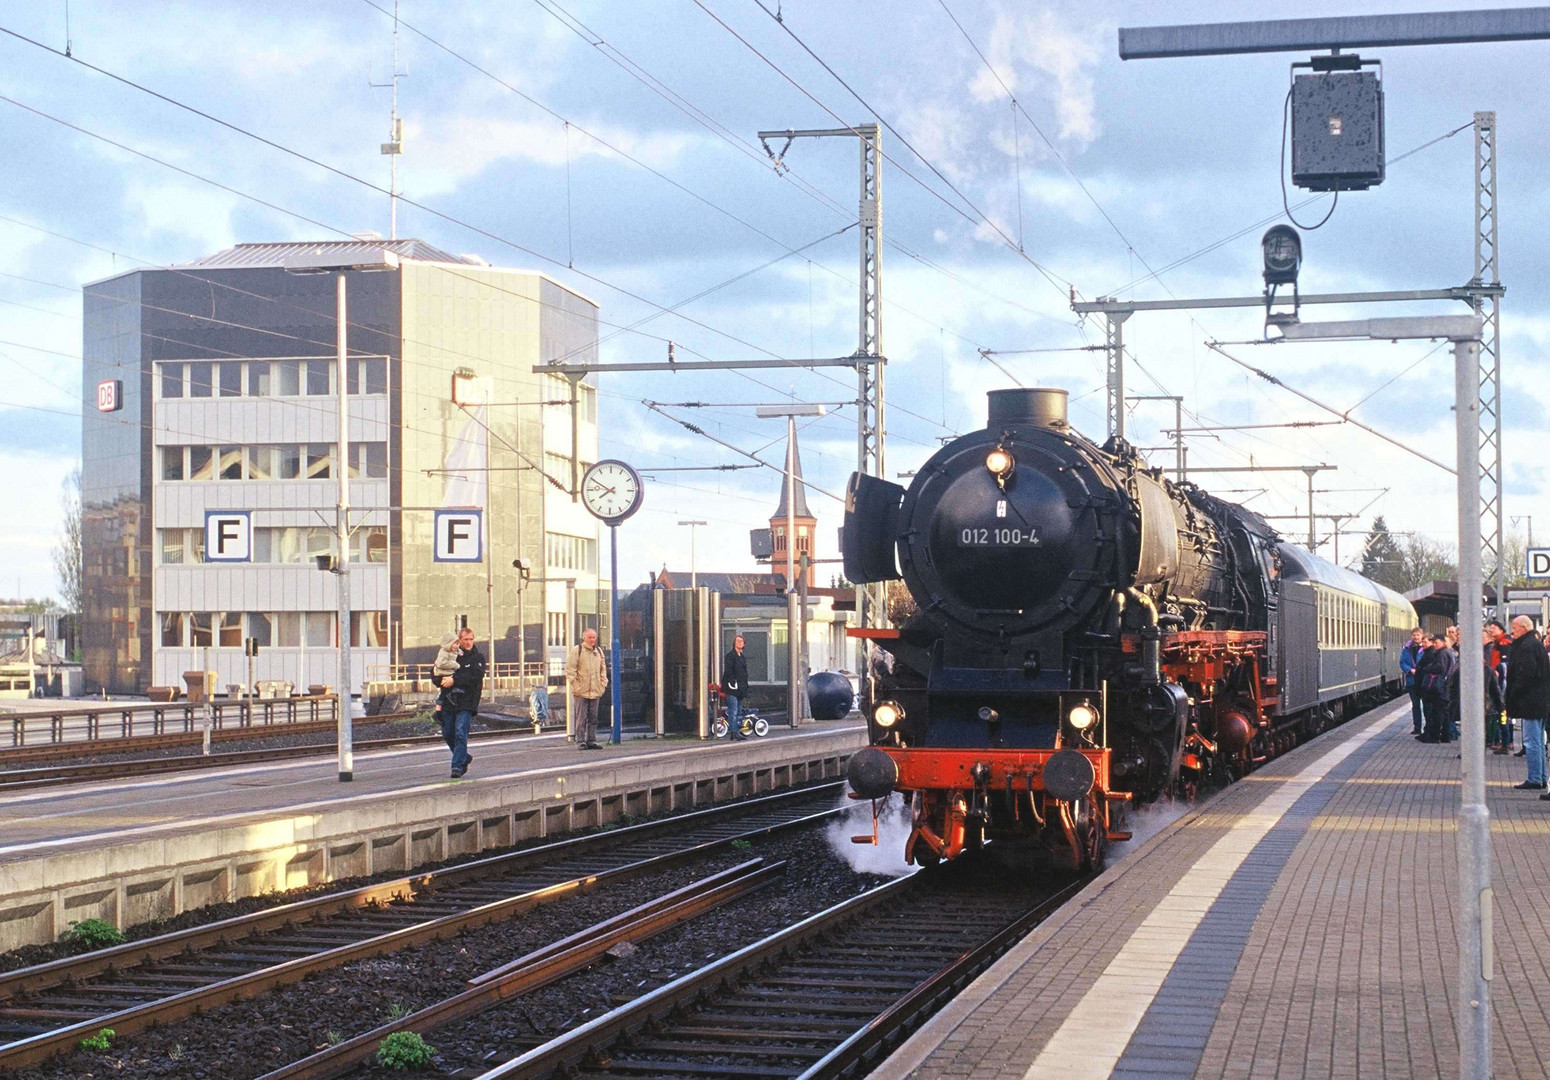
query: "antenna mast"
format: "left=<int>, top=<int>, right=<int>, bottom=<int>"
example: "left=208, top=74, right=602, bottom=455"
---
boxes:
left=372, top=0, right=406, bottom=239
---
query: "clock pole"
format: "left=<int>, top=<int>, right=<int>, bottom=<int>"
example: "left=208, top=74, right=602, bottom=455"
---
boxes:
left=609, top=522, right=622, bottom=745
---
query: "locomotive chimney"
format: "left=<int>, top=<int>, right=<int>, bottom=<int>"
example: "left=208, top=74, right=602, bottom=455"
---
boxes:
left=987, top=387, right=1068, bottom=430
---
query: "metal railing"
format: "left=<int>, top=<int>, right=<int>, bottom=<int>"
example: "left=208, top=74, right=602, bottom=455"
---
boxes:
left=6, top=695, right=337, bottom=748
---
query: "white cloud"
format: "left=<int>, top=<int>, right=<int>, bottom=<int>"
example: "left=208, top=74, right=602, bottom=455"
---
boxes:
left=973, top=7, right=1102, bottom=147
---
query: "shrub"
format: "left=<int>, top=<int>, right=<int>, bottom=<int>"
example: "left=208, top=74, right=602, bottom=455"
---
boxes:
left=730, top=839, right=753, bottom=851
left=376, top=1031, right=436, bottom=1070
left=80, top=1029, right=115, bottom=1052
left=63, top=919, right=125, bottom=950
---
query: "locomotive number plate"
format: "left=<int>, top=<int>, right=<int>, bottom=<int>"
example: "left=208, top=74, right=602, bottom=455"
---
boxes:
left=959, top=527, right=1040, bottom=547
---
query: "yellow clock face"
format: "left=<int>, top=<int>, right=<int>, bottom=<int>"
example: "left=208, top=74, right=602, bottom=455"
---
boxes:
left=582, top=461, right=643, bottom=522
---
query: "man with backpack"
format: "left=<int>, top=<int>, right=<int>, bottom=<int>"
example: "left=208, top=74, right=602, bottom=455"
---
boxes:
left=1400, top=627, right=1426, bottom=735
left=1415, top=635, right=1455, bottom=744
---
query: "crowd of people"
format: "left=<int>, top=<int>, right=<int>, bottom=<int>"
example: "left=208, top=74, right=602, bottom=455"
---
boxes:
left=1401, top=614, right=1550, bottom=795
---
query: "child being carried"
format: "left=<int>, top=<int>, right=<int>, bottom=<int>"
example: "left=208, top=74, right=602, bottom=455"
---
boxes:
left=433, top=632, right=461, bottom=717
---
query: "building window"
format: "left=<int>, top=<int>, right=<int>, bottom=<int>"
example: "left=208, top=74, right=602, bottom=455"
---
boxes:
left=276, top=612, right=301, bottom=647
left=189, top=446, right=214, bottom=482
left=278, top=360, right=302, bottom=396
left=246, top=445, right=274, bottom=481
left=248, top=360, right=270, bottom=397
left=162, top=447, right=185, bottom=482
left=218, top=361, right=243, bottom=398
left=304, top=612, right=334, bottom=648
left=189, top=612, right=213, bottom=647
left=246, top=612, right=272, bottom=648
left=348, top=357, right=388, bottom=396
left=279, top=444, right=302, bottom=480
left=188, top=361, right=213, bottom=398
left=349, top=442, right=387, bottom=479
left=161, top=612, right=184, bottom=647
left=162, top=362, right=184, bottom=399
left=307, top=444, right=332, bottom=480
left=547, top=611, right=569, bottom=648
left=351, top=611, right=389, bottom=647
left=305, top=359, right=331, bottom=396
left=546, top=532, right=597, bottom=573
left=219, top=445, right=244, bottom=480
left=218, top=612, right=243, bottom=647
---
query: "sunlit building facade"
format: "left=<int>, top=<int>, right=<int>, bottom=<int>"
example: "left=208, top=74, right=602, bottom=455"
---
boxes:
left=80, top=239, right=601, bottom=695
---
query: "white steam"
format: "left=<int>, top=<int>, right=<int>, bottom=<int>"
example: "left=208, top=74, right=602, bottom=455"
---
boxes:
left=1106, top=796, right=1190, bottom=863
left=826, top=789, right=917, bottom=878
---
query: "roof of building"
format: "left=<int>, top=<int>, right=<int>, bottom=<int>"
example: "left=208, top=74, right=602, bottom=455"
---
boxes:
left=654, top=570, right=779, bottom=594
left=179, top=238, right=484, bottom=269
left=772, top=431, right=813, bottom=520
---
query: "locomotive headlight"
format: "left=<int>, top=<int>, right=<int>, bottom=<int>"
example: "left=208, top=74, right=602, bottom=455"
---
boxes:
left=873, top=700, right=904, bottom=728
left=985, top=447, right=1015, bottom=479
left=1068, top=702, right=1098, bottom=731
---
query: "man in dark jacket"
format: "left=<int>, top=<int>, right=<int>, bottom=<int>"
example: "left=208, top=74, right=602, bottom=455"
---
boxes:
left=1400, top=627, right=1426, bottom=735
left=722, top=635, right=750, bottom=741
left=439, top=627, right=486, bottom=779
left=1504, top=616, right=1550, bottom=791
left=1416, top=636, right=1455, bottom=743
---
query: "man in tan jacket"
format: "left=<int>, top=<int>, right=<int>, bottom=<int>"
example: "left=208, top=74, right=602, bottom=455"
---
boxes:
left=566, top=627, right=608, bottom=749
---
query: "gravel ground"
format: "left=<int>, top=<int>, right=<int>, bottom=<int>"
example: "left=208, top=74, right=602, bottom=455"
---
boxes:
left=13, top=810, right=889, bottom=1080
left=0, top=714, right=529, bottom=773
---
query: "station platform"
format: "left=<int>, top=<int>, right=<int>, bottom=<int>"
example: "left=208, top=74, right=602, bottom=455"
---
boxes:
left=0, top=721, right=863, bottom=952
left=875, top=699, right=1550, bottom=1080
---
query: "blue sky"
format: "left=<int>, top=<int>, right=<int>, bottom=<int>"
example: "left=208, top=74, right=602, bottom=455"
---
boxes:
left=1, top=0, right=1546, bottom=600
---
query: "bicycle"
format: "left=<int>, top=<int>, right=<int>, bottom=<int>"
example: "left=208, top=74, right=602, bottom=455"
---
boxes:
left=709, top=683, right=769, bottom=739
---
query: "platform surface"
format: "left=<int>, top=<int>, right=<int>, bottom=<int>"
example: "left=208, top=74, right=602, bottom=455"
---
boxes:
left=875, top=700, right=1550, bottom=1080
left=0, top=722, right=860, bottom=859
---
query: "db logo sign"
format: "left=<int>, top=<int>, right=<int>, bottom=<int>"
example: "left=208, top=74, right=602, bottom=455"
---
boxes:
left=1527, top=549, right=1550, bottom=580
left=96, top=379, right=123, bottom=413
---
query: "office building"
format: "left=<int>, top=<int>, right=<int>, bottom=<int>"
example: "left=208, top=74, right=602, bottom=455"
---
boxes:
left=80, top=238, right=602, bottom=696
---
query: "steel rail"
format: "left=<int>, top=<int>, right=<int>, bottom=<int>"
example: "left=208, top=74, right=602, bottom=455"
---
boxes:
left=476, top=873, right=1081, bottom=1080
left=0, top=783, right=845, bottom=1069
left=254, top=859, right=785, bottom=1080
left=794, top=877, right=1086, bottom=1079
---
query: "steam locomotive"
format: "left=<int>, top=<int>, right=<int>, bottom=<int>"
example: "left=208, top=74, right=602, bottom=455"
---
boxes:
left=842, top=388, right=1414, bottom=870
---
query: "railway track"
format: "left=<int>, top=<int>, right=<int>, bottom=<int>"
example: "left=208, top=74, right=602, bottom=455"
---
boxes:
left=0, top=782, right=846, bottom=1071
left=478, top=863, right=1083, bottom=1080
left=0, top=723, right=539, bottom=792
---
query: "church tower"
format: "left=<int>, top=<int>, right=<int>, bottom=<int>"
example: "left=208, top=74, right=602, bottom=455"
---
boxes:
left=769, top=427, right=817, bottom=589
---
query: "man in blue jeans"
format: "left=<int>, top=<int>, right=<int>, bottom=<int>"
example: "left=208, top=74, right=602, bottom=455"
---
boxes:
left=1503, top=616, right=1550, bottom=792
left=1400, top=627, right=1425, bottom=735
left=439, top=627, right=486, bottom=779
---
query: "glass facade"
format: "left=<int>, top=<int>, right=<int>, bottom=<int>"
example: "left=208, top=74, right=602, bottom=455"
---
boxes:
left=81, top=274, right=150, bottom=692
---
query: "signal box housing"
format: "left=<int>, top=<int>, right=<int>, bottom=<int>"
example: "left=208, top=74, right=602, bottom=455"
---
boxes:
left=1291, top=69, right=1385, bottom=191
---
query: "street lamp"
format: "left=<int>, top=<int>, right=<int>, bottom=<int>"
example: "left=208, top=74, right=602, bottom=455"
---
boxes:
left=283, top=246, right=400, bottom=782
left=677, top=521, right=707, bottom=590
left=756, top=403, right=825, bottom=728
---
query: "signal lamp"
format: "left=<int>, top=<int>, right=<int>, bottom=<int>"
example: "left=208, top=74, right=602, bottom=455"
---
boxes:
left=985, top=447, right=1014, bottom=479
left=1068, top=702, right=1098, bottom=731
left=873, top=701, right=904, bottom=728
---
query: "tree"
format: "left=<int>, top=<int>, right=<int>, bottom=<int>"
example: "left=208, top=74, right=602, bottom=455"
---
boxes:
left=1359, top=516, right=1405, bottom=592
left=1397, top=533, right=1457, bottom=593
left=51, top=469, right=83, bottom=614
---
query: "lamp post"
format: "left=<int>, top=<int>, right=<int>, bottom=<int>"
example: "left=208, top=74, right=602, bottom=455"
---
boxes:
left=283, top=247, right=400, bottom=782
left=451, top=368, right=498, bottom=673
left=756, top=404, right=825, bottom=727
left=677, top=521, right=707, bottom=589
